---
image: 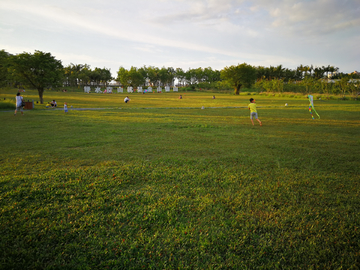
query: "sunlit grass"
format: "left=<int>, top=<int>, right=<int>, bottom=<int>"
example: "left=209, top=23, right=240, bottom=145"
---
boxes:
left=1, top=88, right=359, bottom=269
left=3, top=87, right=358, bottom=110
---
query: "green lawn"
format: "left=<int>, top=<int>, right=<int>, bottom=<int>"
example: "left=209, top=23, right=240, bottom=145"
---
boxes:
left=1, top=89, right=359, bottom=269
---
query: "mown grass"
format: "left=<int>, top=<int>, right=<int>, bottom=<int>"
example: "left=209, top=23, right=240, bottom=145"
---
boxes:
left=1, top=88, right=358, bottom=110
left=0, top=89, right=359, bottom=269
left=0, top=98, right=15, bottom=110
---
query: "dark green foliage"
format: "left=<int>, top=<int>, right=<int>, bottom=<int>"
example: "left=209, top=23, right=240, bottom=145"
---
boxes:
left=8, top=50, right=64, bottom=103
left=0, top=50, right=11, bottom=87
left=221, top=63, right=257, bottom=95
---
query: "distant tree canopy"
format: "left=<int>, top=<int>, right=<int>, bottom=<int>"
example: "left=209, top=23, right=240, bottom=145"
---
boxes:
left=63, top=64, right=113, bottom=87
left=8, top=50, right=63, bottom=103
left=2, top=49, right=358, bottom=100
left=221, top=63, right=257, bottom=95
left=0, top=50, right=11, bottom=87
left=115, top=66, right=221, bottom=89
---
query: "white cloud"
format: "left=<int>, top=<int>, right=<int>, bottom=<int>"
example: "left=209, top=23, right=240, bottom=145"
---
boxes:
left=252, top=0, right=360, bottom=36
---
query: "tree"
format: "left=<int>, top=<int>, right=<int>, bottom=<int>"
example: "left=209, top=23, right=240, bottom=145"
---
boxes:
left=336, top=77, right=350, bottom=99
left=274, top=65, right=284, bottom=79
left=117, top=67, right=130, bottom=88
left=313, top=67, right=325, bottom=79
left=147, top=66, right=160, bottom=87
left=63, top=63, right=90, bottom=87
left=175, top=68, right=185, bottom=87
left=283, top=68, right=297, bottom=82
left=273, top=78, right=284, bottom=93
left=9, top=50, right=63, bottom=103
left=297, top=64, right=306, bottom=79
left=348, top=80, right=359, bottom=100
left=184, top=68, right=196, bottom=86
left=193, top=67, right=204, bottom=84
left=320, top=79, right=332, bottom=99
left=256, top=66, right=267, bottom=81
left=138, top=66, right=149, bottom=85
left=158, top=67, right=169, bottom=86
left=94, top=67, right=112, bottom=86
left=221, top=63, right=257, bottom=95
left=78, top=65, right=91, bottom=86
left=206, top=68, right=221, bottom=83
left=300, top=76, right=315, bottom=94
left=166, top=67, right=176, bottom=86
left=128, top=66, right=145, bottom=88
left=0, top=50, right=11, bottom=87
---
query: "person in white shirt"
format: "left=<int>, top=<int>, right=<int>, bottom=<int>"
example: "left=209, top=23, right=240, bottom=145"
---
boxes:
left=124, top=96, right=130, bottom=103
left=14, top=92, right=24, bottom=116
left=51, top=100, right=57, bottom=107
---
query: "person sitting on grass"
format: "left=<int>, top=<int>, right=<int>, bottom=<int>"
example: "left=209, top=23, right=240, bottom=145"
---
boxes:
left=51, top=100, right=57, bottom=108
left=248, top=98, right=262, bottom=126
left=124, top=96, right=130, bottom=103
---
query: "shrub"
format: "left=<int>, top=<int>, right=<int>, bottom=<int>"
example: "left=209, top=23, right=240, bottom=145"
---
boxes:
left=0, top=99, right=15, bottom=110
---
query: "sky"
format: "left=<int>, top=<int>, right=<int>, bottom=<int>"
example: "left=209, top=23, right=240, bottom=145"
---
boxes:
left=0, top=0, right=359, bottom=77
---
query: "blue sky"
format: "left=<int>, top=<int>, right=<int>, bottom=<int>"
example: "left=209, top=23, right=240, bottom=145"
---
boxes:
left=0, top=0, right=359, bottom=77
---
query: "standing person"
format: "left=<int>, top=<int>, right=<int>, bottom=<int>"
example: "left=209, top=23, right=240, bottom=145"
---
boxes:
left=124, top=96, right=130, bottom=103
left=64, top=102, right=68, bottom=113
left=248, top=98, right=262, bottom=126
left=14, top=92, right=24, bottom=116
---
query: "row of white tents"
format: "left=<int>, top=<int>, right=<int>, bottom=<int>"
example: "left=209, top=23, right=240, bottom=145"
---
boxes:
left=84, top=86, right=179, bottom=94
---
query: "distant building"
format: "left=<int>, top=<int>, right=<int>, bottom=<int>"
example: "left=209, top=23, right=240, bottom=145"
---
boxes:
left=328, top=71, right=339, bottom=78
left=348, top=71, right=360, bottom=76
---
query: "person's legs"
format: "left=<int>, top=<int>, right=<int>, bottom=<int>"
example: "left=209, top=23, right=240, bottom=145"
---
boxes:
left=15, top=106, right=23, bottom=115
left=251, top=112, right=261, bottom=126
left=250, top=113, right=254, bottom=125
left=254, top=113, right=261, bottom=126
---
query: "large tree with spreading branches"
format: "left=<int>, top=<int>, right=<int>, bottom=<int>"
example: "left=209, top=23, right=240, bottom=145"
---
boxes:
left=221, top=63, right=257, bottom=95
left=9, top=50, right=63, bottom=103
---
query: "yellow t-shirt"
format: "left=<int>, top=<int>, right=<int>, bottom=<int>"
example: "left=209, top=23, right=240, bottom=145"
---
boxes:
left=248, top=103, right=257, bottom=113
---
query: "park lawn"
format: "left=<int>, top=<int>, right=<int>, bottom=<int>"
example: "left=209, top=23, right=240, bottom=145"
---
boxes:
left=0, top=90, right=359, bottom=269
left=2, top=87, right=359, bottom=110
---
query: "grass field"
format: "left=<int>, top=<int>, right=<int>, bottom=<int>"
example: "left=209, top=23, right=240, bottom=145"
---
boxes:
left=1, top=89, right=359, bottom=269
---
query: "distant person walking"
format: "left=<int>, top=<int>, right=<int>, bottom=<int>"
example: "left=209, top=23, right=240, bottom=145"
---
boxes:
left=248, top=98, right=262, bottom=126
left=14, top=92, right=24, bottom=116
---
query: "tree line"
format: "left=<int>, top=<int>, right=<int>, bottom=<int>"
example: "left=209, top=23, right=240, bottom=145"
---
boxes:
left=1, top=49, right=359, bottom=103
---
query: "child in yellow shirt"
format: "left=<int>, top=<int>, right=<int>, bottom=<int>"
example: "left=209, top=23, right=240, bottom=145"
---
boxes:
left=248, top=98, right=262, bottom=126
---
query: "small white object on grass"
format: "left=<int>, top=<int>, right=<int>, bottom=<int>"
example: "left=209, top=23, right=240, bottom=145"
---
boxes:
left=285, top=103, right=288, bottom=106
